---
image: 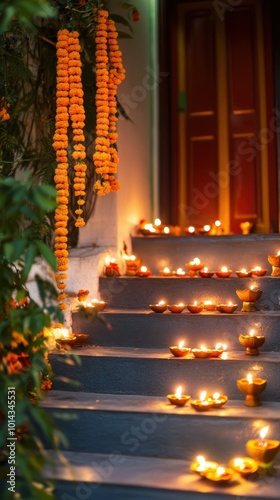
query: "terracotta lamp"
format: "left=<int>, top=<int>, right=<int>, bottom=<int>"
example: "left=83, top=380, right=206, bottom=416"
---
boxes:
left=246, top=426, right=280, bottom=469
left=237, top=372, right=267, bottom=406
left=238, top=329, right=265, bottom=355
left=267, top=253, right=280, bottom=276
left=236, top=287, right=262, bottom=312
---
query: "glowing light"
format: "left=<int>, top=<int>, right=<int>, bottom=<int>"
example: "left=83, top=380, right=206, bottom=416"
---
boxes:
left=178, top=340, right=184, bottom=349
left=200, top=391, right=207, bottom=401
left=188, top=226, right=195, bottom=233
left=163, top=226, right=170, bottom=234
left=175, top=386, right=182, bottom=399
left=247, top=373, right=253, bottom=384
left=154, top=218, right=161, bottom=226
left=221, top=266, right=228, bottom=272
left=204, top=224, right=211, bottom=232
left=215, top=220, right=221, bottom=227
left=140, top=266, right=147, bottom=272
left=249, top=329, right=256, bottom=337
left=260, top=426, right=269, bottom=440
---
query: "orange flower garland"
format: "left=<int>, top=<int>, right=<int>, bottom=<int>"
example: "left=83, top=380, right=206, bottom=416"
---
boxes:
left=53, top=28, right=70, bottom=310
left=68, top=30, right=87, bottom=227
left=93, top=9, right=125, bottom=196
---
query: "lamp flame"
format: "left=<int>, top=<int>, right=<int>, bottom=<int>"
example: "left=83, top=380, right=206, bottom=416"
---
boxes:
left=260, top=426, right=269, bottom=440
left=221, top=266, right=228, bottom=272
left=175, top=386, right=182, bottom=399
left=249, top=329, right=255, bottom=337
left=200, top=391, right=207, bottom=402
left=178, top=340, right=184, bottom=349
left=247, top=373, right=253, bottom=384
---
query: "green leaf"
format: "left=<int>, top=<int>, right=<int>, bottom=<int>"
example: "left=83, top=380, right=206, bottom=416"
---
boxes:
left=21, top=242, right=36, bottom=282
left=117, top=31, right=133, bottom=39
left=35, top=240, right=56, bottom=271
left=110, top=14, right=133, bottom=32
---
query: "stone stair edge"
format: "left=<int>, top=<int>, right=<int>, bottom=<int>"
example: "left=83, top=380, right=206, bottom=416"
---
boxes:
left=44, top=449, right=280, bottom=500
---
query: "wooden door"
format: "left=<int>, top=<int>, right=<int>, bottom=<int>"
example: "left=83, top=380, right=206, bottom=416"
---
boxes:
left=164, top=0, right=277, bottom=233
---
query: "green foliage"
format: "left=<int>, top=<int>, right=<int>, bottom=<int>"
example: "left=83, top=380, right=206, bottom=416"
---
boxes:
left=0, top=177, right=64, bottom=500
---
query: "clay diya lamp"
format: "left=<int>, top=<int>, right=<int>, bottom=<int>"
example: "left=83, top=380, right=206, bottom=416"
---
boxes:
left=89, top=299, right=108, bottom=312
left=169, top=340, right=191, bottom=358
left=236, top=268, right=253, bottom=278
left=160, top=267, right=173, bottom=277
left=167, top=303, right=186, bottom=313
left=215, top=266, right=232, bottom=278
left=185, top=225, right=196, bottom=236
left=175, top=267, right=186, bottom=277
left=229, top=457, right=258, bottom=478
left=251, top=266, right=267, bottom=277
left=56, top=332, right=89, bottom=348
left=125, top=255, right=142, bottom=276
left=203, top=300, right=216, bottom=312
left=192, top=346, right=212, bottom=358
left=236, top=287, right=262, bottom=312
left=104, top=257, right=121, bottom=277
left=237, top=372, right=267, bottom=406
left=246, top=426, right=280, bottom=469
left=238, top=329, right=265, bottom=355
left=186, top=257, right=204, bottom=277
left=190, top=391, right=214, bottom=411
left=207, top=392, right=228, bottom=408
left=167, top=386, right=191, bottom=407
left=209, top=343, right=226, bottom=358
left=149, top=301, right=167, bottom=313
left=136, top=266, right=151, bottom=277
left=204, top=466, right=234, bottom=485
left=267, top=253, right=280, bottom=276
left=190, top=455, right=219, bottom=476
left=217, top=302, right=238, bottom=313
left=198, top=267, right=214, bottom=278
left=187, top=301, right=203, bottom=313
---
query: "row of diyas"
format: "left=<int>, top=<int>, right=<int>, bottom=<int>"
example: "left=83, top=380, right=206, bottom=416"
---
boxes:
left=149, top=300, right=239, bottom=314
left=138, top=219, right=224, bottom=236
left=167, top=387, right=228, bottom=410
left=169, top=341, right=227, bottom=359
left=191, top=425, right=280, bottom=483
left=161, top=262, right=268, bottom=278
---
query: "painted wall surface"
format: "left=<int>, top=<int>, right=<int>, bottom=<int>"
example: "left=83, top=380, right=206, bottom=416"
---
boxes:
left=78, top=0, right=158, bottom=255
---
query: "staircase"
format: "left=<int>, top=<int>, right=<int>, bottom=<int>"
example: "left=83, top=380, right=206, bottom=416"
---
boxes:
left=43, top=234, right=280, bottom=499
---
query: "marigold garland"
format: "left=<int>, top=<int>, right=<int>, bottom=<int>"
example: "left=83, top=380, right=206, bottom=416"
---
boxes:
left=93, top=9, right=125, bottom=196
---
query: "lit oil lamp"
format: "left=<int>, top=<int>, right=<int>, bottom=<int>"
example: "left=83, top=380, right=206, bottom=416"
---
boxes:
left=141, top=222, right=157, bottom=235
left=136, top=265, right=151, bottom=277
left=216, top=301, right=238, bottom=313
left=212, top=219, right=222, bottom=235
left=169, top=340, right=191, bottom=358
left=215, top=266, right=232, bottom=278
left=238, top=328, right=265, bottom=355
left=167, top=302, right=186, bottom=313
left=149, top=300, right=167, bottom=313
left=187, top=301, right=203, bottom=313
left=185, top=225, right=196, bottom=235
left=167, top=385, right=191, bottom=406
left=251, top=266, right=267, bottom=277
left=236, top=268, right=253, bottom=278
left=267, top=252, right=280, bottom=276
left=192, top=345, right=212, bottom=358
left=52, top=326, right=89, bottom=348
left=203, top=300, right=216, bottom=311
left=190, top=455, right=218, bottom=476
left=175, top=267, right=186, bottom=277
left=210, top=343, right=226, bottom=358
left=163, top=226, right=170, bottom=235
left=85, top=299, right=107, bottom=311
left=207, top=392, right=228, bottom=408
left=236, top=286, right=262, bottom=312
left=124, top=255, right=142, bottom=276
left=198, top=267, right=214, bottom=278
left=186, top=257, right=204, bottom=277
left=246, top=426, right=280, bottom=469
left=237, top=372, right=267, bottom=406
left=104, top=257, right=121, bottom=277
left=229, top=457, right=258, bottom=478
left=190, top=391, right=213, bottom=411
left=204, top=465, right=234, bottom=484
left=160, top=267, right=173, bottom=277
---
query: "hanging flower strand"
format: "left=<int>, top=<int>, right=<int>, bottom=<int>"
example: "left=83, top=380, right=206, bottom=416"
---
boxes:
left=68, top=30, right=87, bottom=227
left=53, top=28, right=70, bottom=311
left=93, top=9, right=125, bottom=196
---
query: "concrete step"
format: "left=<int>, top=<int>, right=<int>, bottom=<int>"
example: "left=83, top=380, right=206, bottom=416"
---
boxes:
left=98, top=276, right=280, bottom=310
left=73, top=309, right=280, bottom=350
left=131, top=233, right=280, bottom=274
left=50, top=348, right=280, bottom=401
left=44, top=449, right=280, bottom=500
left=42, top=391, right=280, bottom=462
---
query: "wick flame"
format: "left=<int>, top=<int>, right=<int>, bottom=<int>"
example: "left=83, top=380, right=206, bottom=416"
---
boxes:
left=176, top=268, right=184, bottom=274
left=212, top=392, right=220, bottom=400
left=260, top=426, right=269, bottom=440
left=200, top=345, right=207, bottom=351
left=154, top=218, right=161, bottom=226
left=193, top=300, right=198, bottom=306
left=193, top=257, right=200, bottom=265
left=163, top=267, right=170, bottom=273
left=200, top=391, right=207, bottom=402
left=247, top=373, right=253, bottom=384
left=221, top=266, right=228, bottom=272
left=227, top=301, right=233, bottom=306
left=140, top=266, right=147, bottom=272
left=216, top=467, right=226, bottom=476
left=158, top=300, right=165, bottom=305
left=175, top=386, right=182, bottom=399
left=188, top=226, right=195, bottom=233
left=178, top=340, right=184, bottom=349
left=215, top=343, right=222, bottom=350
left=203, top=267, right=208, bottom=272
left=249, top=329, right=255, bottom=337
left=196, top=455, right=205, bottom=465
